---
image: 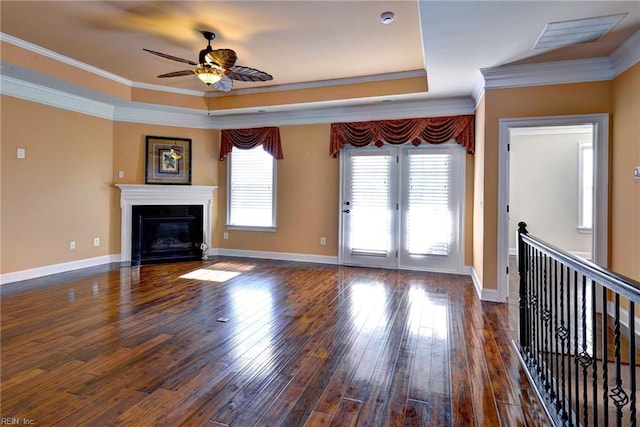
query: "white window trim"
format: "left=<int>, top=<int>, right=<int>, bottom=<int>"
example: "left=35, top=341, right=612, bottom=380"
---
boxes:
left=226, top=147, right=277, bottom=232
left=578, top=140, right=593, bottom=233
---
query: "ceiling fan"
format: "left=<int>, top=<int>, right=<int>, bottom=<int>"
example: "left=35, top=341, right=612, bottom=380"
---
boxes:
left=143, top=31, right=273, bottom=91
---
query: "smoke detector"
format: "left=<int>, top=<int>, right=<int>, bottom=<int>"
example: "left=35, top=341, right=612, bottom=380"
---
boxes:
left=381, top=11, right=395, bottom=25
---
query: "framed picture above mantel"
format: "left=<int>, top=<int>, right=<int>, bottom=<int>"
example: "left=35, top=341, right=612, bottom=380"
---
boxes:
left=145, top=136, right=192, bottom=185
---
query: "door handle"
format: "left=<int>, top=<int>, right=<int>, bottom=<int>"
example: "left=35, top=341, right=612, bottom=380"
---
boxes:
left=342, top=209, right=350, bottom=213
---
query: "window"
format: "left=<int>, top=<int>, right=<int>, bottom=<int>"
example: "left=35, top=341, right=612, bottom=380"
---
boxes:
left=578, top=141, right=593, bottom=231
left=227, top=146, right=276, bottom=230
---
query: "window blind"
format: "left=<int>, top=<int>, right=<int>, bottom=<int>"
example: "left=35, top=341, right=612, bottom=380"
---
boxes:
left=407, top=152, right=451, bottom=256
left=229, top=146, right=274, bottom=227
left=350, top=154, right=391, bottom=255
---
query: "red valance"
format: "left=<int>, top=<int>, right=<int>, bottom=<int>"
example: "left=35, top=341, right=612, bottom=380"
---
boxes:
left=219, top=127, right=283, bottom=160
left=329, top=115, right=474, bottom=157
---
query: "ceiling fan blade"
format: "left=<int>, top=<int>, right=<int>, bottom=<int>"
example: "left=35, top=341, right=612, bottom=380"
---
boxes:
left=205, top=49, right=238, bottom=69
left=213, top=76, right=233, bottom=92
left=157, top=70, right=195, bottom=78
left=143, top=48, right=197, bottom=66
left=226, top=65, right=273, bottom=82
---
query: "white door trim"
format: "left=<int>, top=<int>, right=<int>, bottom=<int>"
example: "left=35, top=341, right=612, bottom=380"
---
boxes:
left=498, top=114, right=609, bottom=303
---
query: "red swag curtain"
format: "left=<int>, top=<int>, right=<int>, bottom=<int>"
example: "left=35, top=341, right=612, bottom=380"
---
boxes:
left=219, top=127, right=283, bottom=160
left=329, top=115, right=474, bottom=157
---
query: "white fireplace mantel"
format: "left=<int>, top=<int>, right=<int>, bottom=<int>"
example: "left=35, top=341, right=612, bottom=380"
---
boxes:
left=116, top=184, right=217, bottom=264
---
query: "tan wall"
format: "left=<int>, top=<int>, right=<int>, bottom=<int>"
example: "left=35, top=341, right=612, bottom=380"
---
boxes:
left=112, top=123, right=220, bottom=249
left=216, top=124, right=340, bottom=256
left=480, top=81, right=613, bottom=289
left=611, top=63, right=640, bottom=282
left=216, top=123, right=475, bottom=263
left=1, top=96, right=114, bottom=272
left=1, top=100, right=475, bottom=274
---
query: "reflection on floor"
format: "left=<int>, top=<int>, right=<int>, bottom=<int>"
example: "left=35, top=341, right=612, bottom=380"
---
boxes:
left=1, top=257, right=549, bottom=425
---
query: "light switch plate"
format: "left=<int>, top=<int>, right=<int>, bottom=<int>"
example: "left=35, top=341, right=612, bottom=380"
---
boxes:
left=17, top=148, right=25, bottom=159
left=634, top=166, right=640, bottom=179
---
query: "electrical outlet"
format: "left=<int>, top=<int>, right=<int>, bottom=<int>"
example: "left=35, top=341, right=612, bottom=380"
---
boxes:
left=70, top=241, right=76, bottom=250
left=320, top=237, right=326, bottom=246
left=17, top=148, right=26, bottom=159
left=93, top=237, right=100, bottom=247
left=223, top=232, right=229, bottom=240
left=118, top=171, right=125, bottom=178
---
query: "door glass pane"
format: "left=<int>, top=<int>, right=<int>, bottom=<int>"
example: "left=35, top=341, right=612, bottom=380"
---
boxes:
left=407, top=152, right=451, bottom=256
left=350, top=154, right=391, bottom=255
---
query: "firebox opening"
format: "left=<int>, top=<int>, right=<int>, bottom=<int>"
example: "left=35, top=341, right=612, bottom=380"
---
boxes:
left=131, top=205, right=204, bottom=266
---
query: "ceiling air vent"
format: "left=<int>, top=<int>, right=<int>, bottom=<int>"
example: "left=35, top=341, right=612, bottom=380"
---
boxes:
left=533, top=13, right=627, bottom=50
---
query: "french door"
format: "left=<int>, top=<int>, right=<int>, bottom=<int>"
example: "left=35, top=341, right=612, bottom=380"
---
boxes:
left=340, top=143, right=465, bottom=273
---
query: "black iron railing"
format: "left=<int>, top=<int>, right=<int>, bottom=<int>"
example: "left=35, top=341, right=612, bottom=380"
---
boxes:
left=517, top=222, right=639, bottom=427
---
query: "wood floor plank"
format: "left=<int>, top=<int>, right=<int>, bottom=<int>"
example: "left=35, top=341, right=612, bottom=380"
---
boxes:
left=329, top=398, right=361, bottom=426
left=446, top=289, right=476, bottom=426
left=0, top=257, right=550, bottom=426
left=354, top=366, right=394, bottom=425
left=255, top=355, right=327, bottom=425
left=465, top=344, right=502, bottom=425
left=304, top=410, right=333, bottom=427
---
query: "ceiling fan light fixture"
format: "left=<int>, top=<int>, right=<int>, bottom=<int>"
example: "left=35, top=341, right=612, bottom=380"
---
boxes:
left=196, top=66, right=223, bottom=86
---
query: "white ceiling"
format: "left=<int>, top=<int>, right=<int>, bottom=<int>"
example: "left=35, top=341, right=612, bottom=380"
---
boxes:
left=1, top=1, right=639, bottom=104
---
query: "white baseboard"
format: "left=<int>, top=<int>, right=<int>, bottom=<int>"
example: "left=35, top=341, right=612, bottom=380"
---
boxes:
left=212, top=248, right=339, bottom=265
left=470, top=266, right=502, bottom=302
left=0, top=255, right=120, bottom=285
left=481, top=287, right=502, bottom=302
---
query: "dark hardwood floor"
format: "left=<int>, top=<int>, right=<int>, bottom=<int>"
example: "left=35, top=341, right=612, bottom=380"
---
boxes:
left=1, top=258, right=549, bottom=426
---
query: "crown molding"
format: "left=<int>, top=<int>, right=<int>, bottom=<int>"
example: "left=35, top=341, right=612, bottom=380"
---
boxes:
left=114, top=105, right=212, bottom=129
left=478, top=29, right=640, bottom=93
left=1, top=70, right=472, bottom=129
left=610, top=29, right=640, bottom=77
left=0, top=72, right=210, bottom=128
left=0, top=74, right=115, bottom=119
left=207, top=97, right=475, bottom=129
left=480, top=57, right=614, bottom=90
left=205, top=70, right=427, bottom=98
left=0, top=32, right=132, bottom=86
left=471, top=70, right=485, bottom=109
left=1, top=32, right=204, bottom=98
left=130, top=81, right=207, bottom=97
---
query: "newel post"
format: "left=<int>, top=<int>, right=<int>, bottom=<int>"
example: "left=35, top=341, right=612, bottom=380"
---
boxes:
left=517, top=222, right=530, bottom=352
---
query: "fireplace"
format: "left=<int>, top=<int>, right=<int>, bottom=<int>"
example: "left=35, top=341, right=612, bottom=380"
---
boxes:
left=132, top=205, right=203, bottom=265
left=116, top=185, right=217, bottom=266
